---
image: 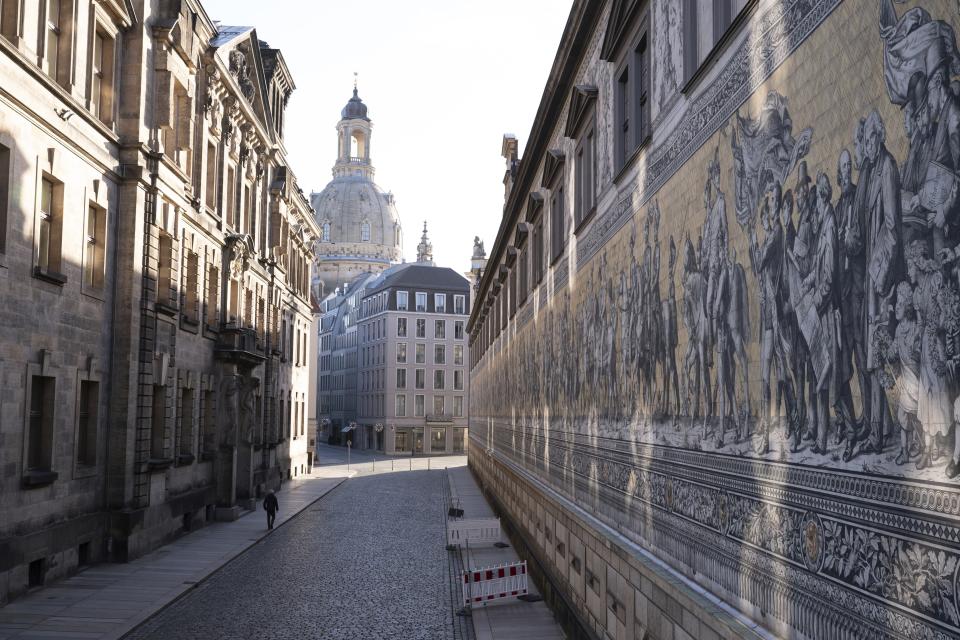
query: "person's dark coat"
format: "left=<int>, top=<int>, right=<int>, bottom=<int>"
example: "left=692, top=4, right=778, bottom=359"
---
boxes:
left=263, top=493, right=278, bottom=514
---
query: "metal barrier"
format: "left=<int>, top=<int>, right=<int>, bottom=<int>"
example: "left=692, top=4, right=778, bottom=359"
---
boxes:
left=462, top=561, right=528, bottom=606
left=446, top=517, right=502, bottom=547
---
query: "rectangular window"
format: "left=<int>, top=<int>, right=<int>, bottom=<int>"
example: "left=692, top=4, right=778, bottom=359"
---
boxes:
left=635, top=34, right=650, bottom=145
left=226, top=166, right=236, bottom=228
left=453, top=396, right=464, bottom=418
left=433, top=395, right=445, bottom=416
left=397, top=317, right=407, bottom=337
left=205, top=142, right=218, bottom=210
left=179, top=388, right=194, bottom=459
left=616, top=64, right=630, bottom=170
left=395, top=394, right=406, bottom=417
left=551, top=186, right=565, bottom=260
left=454, top=345, right=463, bottom=366
left=28, top=375, right=55, bottom=472
left=434, top=344, right=445, bottom=365
left=397, top=343, right=407, bottom=364
left=396, top=291, right=408, bottom=310
left=454, top=295, right=466, bottom=314
left=415, top=368, right=425, bottom=390
left=435, top=320, right=445, bottom=339
left=206, top=262, right=219, bottom=326
left=519, top=247, right=528, bottom=304
left=0, top=143, right=8, bottom=253
left=183, top=249, right=199, bottom=321
left=434, top=293, right=446, bottom=313
left=151, top=385, right=166, bottom=460
left=575, top=126, right=595, bottom=228
left=202, top=389, right=216, bottom=452
left=416, top=343, right=425, bottom=364
left=684, top=0, right=748, bottom=80
left=37, top=176, right=63, bottom=275
left=44, top=0, right=70, bottom=86
left=83, top=203, right=106, bottom=290
left=454, top=370, right=463, bottom=390
left=454, top=321, right=464, bottom=340
left=532, top=220, right=544, bottom=285
left=416, top=318, right=426, bottom=338
left=396, top=368, right=407, bottom=389
left=90, top=28, right=115, bottom=125
left=76, top=380, right=98, bottom=466
left=434, top=369, right=445, bottom=390
left=453, top=427, right=465, bottom=451
left=415, top=292, right=427, bottom=312
left=414, top=394, right=425, bottom=417
left=431, top=427, right=445, bottom=452
left=157, top=231, right=174, bottom=307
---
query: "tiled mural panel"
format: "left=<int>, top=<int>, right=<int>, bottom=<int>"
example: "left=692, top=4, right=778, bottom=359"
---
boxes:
left=471, top=1, right=960, bottom=638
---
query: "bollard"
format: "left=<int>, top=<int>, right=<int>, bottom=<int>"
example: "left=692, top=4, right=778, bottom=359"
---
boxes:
left=392, top=459, right=395, bottom=471
left=373, top=457, right=375, bottom=472
left=409, top=457, right=412, bottom=471
left=428, top=458, right=431, bottom=470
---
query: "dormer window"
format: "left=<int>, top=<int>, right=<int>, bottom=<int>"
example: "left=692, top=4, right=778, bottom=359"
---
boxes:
left=322, top=222, right=331, bottom=242
left=360, top=220, right=370, bottom=242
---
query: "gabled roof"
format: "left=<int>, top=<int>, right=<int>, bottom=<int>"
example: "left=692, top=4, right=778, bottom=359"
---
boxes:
left=210, top=26, right=275, bottom=143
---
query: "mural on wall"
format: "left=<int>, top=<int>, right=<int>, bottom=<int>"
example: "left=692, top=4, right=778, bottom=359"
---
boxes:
left=471, top=1, right=960, bottom=637
left=478, top=0, right=960, bottom=481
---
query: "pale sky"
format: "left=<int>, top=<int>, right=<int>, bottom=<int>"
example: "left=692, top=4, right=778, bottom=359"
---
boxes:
left=202, top=0, right=573, bottom=274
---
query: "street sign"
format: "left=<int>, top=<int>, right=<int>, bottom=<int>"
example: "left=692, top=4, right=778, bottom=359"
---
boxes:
left=462, top=561, right=528, bottom=607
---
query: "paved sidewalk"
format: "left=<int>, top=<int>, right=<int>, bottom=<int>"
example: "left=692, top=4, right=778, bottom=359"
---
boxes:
left=0, top=473, right=347, bottom=640
left=448, top=466, right=565, bottom=640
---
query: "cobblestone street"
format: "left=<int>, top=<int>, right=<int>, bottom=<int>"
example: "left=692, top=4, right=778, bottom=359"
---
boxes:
left=126, top=451, right=459, bottom=640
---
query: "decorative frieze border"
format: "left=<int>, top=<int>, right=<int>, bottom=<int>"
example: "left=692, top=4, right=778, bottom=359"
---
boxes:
left=481, top=423, right=960, bottom=638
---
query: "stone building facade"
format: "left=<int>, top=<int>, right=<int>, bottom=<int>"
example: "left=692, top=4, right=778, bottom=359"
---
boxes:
left=316, top=273, right=371, bottom=443
left=469, top=1, right=960, bottom=639
left=0, top=0, right=317, bottom=604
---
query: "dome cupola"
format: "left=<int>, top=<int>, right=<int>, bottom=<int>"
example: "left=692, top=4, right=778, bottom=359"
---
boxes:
left=341, top=87, right=369, bottom=121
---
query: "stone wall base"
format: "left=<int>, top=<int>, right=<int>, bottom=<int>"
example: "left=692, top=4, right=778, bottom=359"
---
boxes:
left=468, top=447, right=772, bottom=640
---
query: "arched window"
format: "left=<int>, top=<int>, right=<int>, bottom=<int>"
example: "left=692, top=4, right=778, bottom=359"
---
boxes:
left=360, top=221, right=370, bottom=242
left=322, top=222, right=330, bottom=242
left=394, top=225, right=401, bottom=246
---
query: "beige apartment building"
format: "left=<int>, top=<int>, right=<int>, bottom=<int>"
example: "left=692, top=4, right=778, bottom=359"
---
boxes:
left=355, top=242, right=471, bottom=455
left=0, top=0, right=317, bottom=604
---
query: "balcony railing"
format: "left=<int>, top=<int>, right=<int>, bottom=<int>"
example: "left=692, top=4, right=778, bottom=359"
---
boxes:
left=214, top=326, right=266, bottom=366
left=349, top=156, right=369, bottom=165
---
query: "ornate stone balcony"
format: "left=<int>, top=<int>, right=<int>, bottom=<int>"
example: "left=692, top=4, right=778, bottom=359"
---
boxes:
left=214, top=326, right=265, bottom=366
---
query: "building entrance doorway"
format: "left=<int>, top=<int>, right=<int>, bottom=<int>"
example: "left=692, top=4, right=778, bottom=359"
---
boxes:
left=413, top=427, right=424, bottom=454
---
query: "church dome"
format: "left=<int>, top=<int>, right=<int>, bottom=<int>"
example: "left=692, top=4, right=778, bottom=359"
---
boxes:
left=311, top=86, right=403, bottom=298
left=311, top=176, right=402, bottom=257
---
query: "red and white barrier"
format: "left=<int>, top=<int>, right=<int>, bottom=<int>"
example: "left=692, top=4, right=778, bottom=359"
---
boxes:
left=462, top=561, right=528, bottom=606
left=447, top=517, right=502, bottom=547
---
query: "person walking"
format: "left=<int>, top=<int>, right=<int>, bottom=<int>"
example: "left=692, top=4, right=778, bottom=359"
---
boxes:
left=263, top=491, right=279, bottom=530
